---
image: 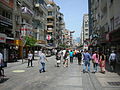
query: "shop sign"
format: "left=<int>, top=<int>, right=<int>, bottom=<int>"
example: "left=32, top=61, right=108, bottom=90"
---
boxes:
left=0, top=33, right=6, bottom=43
left=46, top=35, right=51, bottom=40
left=106, top=33, right=110, bottom=41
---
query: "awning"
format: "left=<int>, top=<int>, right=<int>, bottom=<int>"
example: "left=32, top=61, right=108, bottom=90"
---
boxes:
left=35, top=44, right=46, bottom=47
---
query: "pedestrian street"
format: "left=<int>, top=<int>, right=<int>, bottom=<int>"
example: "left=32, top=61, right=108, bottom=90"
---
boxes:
left=0, top=56, right=120, bottom=90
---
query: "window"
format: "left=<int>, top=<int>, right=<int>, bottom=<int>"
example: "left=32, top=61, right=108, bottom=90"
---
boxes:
left=48, top=11, right=52, bottom=16
left=85, top=29, right=88, bottom=32
left=85, top=22, right=88, bottom=27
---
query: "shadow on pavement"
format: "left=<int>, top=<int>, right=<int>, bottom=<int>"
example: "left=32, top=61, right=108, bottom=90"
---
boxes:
left=0, top=77, right=9, bottom=84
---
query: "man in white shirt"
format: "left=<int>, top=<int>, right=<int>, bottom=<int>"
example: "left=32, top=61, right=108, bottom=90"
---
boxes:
left=0, top=52, right=4, bottom=76
left=109, top=51, right=117, bottom=72
left=39, top=50, right=47, bottom=73
left=27, top=51, right=33, bottom=67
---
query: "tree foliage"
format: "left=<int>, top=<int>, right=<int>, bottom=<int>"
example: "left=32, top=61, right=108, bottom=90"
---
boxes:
left=59, top=44, right=69, bottom=48
left=25, top=36, right=37, bottom=47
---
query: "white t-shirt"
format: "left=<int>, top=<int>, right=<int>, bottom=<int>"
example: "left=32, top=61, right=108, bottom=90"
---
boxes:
left=0, top=53, right=3, bottom=63
left=28, top=53, right=33, bottom=60
left=62, top=50, right=66, bottom=57
left=39, top=53, right=46, bottom=63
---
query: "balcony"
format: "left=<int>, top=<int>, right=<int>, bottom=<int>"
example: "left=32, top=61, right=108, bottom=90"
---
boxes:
left=34, top=15, right=45, bottom=22
left=0, top=15, right=12, bottom=26
left=47, top=16, right=54, bottom=19
left=35, top=3, right=47, bottom=14
left=47, top=21, right=54, bottom=26
left=21, top=7, right=33, bottom=18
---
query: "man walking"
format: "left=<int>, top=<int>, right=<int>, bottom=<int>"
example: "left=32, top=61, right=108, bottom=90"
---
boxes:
left=109, top=51, right=117, bottom=72
left=27, top=51, right=33, bottom=67
left=39, top=50, right=47, bottom=73
left=0, top=52, right=4, bottom=77
left=83, top=50, right=91, bottom=73
left=77, top=50, right=82, bottom=65
left=69, top=50, right=74, bottom=63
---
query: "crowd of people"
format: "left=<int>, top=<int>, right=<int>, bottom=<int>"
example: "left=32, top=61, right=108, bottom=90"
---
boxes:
left=0, top=48, right=119, bottom=79
left=55, top=48, right=119, bottom=74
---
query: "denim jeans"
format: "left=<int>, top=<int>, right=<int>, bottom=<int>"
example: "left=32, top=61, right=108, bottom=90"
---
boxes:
left=93, top=63, right=98, bottom=72
left=83, top=60, right=90, bottom=71
left=40, top=62, right=45, bottom=72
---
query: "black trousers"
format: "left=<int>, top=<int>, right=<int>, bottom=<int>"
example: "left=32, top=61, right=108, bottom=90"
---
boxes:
left=78, top=58, right=81, bottom=65
left=70, top=57, right=73, bottom=63
left=0, top=67, right=4, bottom=76
left=110, top=60, right=116, bottom=71
left=28, top=60, right=33, bottom=67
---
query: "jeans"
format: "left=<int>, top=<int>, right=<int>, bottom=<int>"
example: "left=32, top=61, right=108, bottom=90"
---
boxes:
left=83, top=60, right=90, bottom=72
left=70, top=57, right=73, bottom=63
left=93, top=63, right=98, bottom=72
left=40, top=62, right=45, bottom=72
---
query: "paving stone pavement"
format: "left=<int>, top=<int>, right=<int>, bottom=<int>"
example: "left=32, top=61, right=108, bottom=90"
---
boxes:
left=0, top=56, right=120, bottom=90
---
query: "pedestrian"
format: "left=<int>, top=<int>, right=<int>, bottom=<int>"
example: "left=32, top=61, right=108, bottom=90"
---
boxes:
left=77, top=50, right=82, bottom=65
left=63, top=50, right=69, bottom=67
left=0, top=52, right=5, bottom=77
left=92, top=51, right=99, bottom=73
left=69, top=50, right=74, bottom=63
left=109, top=51, right=117, bottom=72
left=99, top=52, right=106, bottom=74
left=56, top=50, right=61, bottom=67
left=83, top=50, right=91, bottom=73
left=27, top=51, right=33, bottom=67
left=39, top=50, right=48, bottom=73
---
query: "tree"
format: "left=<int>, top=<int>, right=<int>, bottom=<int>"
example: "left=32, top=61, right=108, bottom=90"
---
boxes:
left=59, top=44, right=69, bottom=48
left=25, top=36, right=37, bottom=47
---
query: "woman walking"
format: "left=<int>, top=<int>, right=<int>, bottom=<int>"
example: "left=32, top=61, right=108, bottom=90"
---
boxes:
left=92, top=51, right=99, bottom=73
left=99, top=52, right=106, bottom=73
left=63, top=50, right=69, bottom=67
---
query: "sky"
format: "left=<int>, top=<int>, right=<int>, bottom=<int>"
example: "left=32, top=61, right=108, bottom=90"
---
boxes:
left=53, top=0, right=88, bottom=39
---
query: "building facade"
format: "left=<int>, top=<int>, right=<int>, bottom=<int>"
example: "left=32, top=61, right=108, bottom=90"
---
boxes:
left=89, top=0, right=120, bottom=56
left=0, top=0, right=15, bottom=63
left=46, top=0, right=65, bottom=48
left=81, top=14, right=89, bottom=50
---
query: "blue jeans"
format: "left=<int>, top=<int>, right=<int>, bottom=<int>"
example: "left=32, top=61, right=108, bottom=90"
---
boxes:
left=93, top=63, right=98, bottom=72
left=83, top=60, right=90, bottom=71
left=40, top=62, right=45, bottom=72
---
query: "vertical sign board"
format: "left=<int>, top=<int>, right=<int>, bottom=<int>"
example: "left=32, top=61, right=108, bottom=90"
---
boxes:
left=0, top=33, right=6, bottom=43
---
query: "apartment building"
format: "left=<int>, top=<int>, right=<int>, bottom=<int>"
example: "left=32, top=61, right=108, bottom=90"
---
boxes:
left=81, top=14, right=89, bottom=50
left=13, top=0, right=34, bottom=58
left=0, top=0, right=14, bottom=62
left=63, top=29, right=71, bottom=47
left=89, top=0, right=120, bottom=53
left=33, top=0, right=48, bottom=48
left=46, top=0, right=64, bottom=48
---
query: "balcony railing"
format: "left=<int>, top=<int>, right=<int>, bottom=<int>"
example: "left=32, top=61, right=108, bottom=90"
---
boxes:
left=35, top=3, right=47, bottom=14
left=0, top=15, right=12, bottom=26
